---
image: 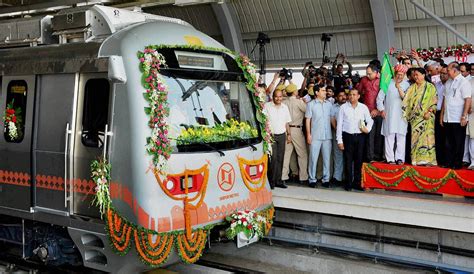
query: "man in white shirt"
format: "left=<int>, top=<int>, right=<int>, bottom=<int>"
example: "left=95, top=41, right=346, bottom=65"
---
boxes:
left=264, top=89, right=292, bottom=189
left=330, top=90, right=347, bottom=185
left=467, top=77, right=474, bottom=169
left=337, top=89, right=374, bottom=191
left=461, top=63, right=473, bottom=166
left=435, top=65, right=448, bottom=166
left=441, top=62, right=472, bottom=170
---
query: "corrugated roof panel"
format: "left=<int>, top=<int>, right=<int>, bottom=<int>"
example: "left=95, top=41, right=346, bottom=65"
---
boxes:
left=433, top=0, right=446, bottom=17
left=453, top=0, right=465, bottom=16
left=351, top=32, right=362, bottom=56
left=467, top=23, right=474, bottom=42
left=465, top=0, right=474, bottom=15
left=443, top=0, right=456, bottom=17
left=297, top=0, right=311, bottom=28
left=417, top=26, right=429, bottom=47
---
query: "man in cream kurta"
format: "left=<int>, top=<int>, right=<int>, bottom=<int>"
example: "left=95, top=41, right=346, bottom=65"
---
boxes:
left=376, top=64, right=410, bottom=164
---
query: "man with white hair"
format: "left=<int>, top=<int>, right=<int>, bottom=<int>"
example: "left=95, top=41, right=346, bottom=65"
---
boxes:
left=441, top=62, right=472, bottom=170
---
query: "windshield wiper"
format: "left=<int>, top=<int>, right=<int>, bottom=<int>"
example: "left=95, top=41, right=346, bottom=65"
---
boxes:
left=217, top=133, right=258, bottom=151
left=195, top=141, right=225, bottom=157
left=171, top=137, right=225, bottom=157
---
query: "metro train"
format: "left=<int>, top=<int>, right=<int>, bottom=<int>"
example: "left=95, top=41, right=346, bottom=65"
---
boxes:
left=0, top=5, right=273, bottom=273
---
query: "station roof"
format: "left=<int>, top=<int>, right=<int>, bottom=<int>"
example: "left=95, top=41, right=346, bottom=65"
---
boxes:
left=0, top=0, right=472, bottom=67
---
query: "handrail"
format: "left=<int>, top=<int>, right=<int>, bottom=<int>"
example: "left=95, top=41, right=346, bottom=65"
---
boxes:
left=64, top=122, right=71, bottom=208
left=102, top=124, right=113, bottom=160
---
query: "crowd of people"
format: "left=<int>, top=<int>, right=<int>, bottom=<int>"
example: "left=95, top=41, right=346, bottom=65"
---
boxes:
left=262, top=53, right=474, bottom=191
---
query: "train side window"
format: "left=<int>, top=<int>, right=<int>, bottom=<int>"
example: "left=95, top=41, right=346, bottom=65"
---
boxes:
left=3, top=80, right=27, bottom=143
left=81, top=79, right=110, bottom=148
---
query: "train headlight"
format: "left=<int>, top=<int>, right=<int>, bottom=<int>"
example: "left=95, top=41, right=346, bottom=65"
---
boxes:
left=165, top=179, right=174, bottom=191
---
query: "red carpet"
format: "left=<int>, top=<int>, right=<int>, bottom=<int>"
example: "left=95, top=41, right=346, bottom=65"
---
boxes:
left=362, top=162, right=474, bottom=197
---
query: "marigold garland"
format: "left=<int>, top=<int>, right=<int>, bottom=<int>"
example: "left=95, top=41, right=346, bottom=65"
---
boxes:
left=153, top=164, right=209, bottom=240
left=106, top=208, right=133, bottom=254
left=363, top=163, right=474, bottom=193
left=176, top=230, right=208, bottom=264
left=104, top=203, right=274, bottom=265
left=134, top=229, right=175, bottom=266
left=237, top=154, right=268, bottom=192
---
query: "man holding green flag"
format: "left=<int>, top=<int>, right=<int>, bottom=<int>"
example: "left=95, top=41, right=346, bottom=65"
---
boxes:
left=376, top=62, right=410, bottom=164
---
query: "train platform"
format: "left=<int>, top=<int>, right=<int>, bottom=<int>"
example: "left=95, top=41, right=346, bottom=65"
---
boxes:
left=272, top=184, right=474, bottom=233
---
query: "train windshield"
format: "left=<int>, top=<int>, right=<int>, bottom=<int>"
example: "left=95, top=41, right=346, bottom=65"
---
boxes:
left=164, top=77, right=260, bottom=152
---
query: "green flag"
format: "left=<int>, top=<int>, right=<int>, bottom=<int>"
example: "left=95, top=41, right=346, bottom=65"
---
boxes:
left=380, top=52, right=393, bottom=94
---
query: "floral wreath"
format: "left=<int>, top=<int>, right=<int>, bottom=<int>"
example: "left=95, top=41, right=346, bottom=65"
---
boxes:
left=2, top=99, right=23, bottom=141
left=90, top=44, right=274, bottom=266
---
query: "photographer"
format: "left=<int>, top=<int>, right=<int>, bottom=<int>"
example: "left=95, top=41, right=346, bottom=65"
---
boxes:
left=301, top=62, right=319, bottom=91
left=266, top=68, right=293, bottom=99
left=332, top=53, right=353, bottom=91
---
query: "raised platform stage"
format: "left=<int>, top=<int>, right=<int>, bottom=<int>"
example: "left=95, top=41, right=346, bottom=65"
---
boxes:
left=362, top=162, right=474, bottom=197
left=272, top=185, right=474, bottom=233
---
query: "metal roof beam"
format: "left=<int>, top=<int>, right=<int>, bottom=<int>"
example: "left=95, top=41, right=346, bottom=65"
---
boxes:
left=394, top=14, right=474, bottom=28
left=369, top=0, right=396, bottom=60
left=240, top=23, right=373, bottom=41
left=211, top=2, right=243, bottom=52
left=409, top=0, right=472, bottom=44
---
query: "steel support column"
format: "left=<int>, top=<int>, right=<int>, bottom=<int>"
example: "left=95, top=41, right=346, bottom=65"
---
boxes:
left=211, top=2, right=244, bottom=53
left=369, top=0, right=396, bottom=60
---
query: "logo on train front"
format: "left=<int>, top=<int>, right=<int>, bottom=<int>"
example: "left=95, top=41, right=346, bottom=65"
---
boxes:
left=217, top=162, right=235, bottom=192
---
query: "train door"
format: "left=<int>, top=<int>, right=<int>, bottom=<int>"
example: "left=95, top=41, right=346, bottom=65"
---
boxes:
left=0, top=76, right=35, bottom=211
left=33, top=74, right=77, bottom=215
left=71, top=73, right=111, bottom=218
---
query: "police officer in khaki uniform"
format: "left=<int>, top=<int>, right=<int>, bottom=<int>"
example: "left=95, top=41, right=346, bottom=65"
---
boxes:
left=282, top=84, right=309, bottom=183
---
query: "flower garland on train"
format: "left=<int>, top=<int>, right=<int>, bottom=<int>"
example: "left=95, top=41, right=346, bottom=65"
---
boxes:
left=363, top=163, right=474, bottom=193
left=2, top=100, right=23, bottom=141
left=136, top=44, right=272, bottom=157
left=389, top=44, right=473, bottom=62
left=91, top=159, right=251, bottom=266
left=89, top=44, right=275, bottom=265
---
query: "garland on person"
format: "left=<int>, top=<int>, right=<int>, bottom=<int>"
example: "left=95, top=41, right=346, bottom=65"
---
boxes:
left=2, top=99, right=23, bottom=141
left=390, top=44, right=473, bottom=62
left=363, top=163, right=474, bottom=193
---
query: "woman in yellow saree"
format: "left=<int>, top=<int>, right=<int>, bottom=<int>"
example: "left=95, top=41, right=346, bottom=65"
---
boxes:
left=402, top=67, right=437, bottom=166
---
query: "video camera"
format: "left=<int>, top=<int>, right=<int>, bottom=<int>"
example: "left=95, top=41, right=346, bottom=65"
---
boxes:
left=257, top=32, right=270, bottom=45
left=279, top=68, right=293, bottom=80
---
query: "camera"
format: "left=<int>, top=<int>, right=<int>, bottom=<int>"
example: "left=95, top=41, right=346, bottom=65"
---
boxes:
left=351, top=72, right=361, bottom=85
left=321, top=33, right=333, bottom=42
left=279, top=68, right=293, bottom=80
left=257, top=32, right=270, bottom=45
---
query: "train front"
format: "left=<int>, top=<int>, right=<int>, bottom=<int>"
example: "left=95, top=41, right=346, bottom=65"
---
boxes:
left=98, top=18, right=274, bottom=267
